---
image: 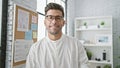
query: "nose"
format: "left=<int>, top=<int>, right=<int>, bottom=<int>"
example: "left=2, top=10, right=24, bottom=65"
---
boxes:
left=51, top=19, right=57, bottom=25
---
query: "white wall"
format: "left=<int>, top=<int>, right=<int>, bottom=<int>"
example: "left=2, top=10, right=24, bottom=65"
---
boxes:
left=67, top=0, right=75, bottom=36
left=37, top=0, right=46, bottom=41
left=37, top=14, right=46, bottom=41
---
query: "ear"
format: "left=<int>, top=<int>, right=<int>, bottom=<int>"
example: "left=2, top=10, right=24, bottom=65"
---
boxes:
left=62, top=20, right=66, bottom=26
left=44, top=19, right=46, bottom=25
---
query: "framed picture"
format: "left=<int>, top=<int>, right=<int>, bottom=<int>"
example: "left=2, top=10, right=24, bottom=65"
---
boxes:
left=95, top=34, right=112, bottom=45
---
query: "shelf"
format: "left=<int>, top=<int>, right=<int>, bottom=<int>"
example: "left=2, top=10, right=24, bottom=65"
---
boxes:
left=83, top=44, right=112, bottom=47
left=75, top=16, right=113, bottom=68
left=88, top=60, right=111, bottom=64
left=75, top=16, right=112, bottom=20
left=76, top=28, right=112, bottom=31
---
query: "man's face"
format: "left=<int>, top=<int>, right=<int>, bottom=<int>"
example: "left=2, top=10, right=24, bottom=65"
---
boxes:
left=44, top=9, right=65, bottom=35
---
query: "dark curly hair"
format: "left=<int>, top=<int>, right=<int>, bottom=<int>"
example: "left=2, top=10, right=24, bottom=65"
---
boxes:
left=45, top=3, right=64, bottom=17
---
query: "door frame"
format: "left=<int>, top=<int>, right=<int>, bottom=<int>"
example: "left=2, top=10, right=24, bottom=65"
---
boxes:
left=0, top=0, right=8, bottom=68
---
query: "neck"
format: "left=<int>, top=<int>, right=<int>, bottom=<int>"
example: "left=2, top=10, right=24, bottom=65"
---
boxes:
left=48, top=32, right=62, bottom=41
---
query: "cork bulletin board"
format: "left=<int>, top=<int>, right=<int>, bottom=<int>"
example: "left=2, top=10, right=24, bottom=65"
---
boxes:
left=12, top=5, right=38, bottom=66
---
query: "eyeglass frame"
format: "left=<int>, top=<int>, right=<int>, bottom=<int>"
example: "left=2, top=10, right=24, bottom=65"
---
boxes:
left=45, top=15, right=64, bottom=22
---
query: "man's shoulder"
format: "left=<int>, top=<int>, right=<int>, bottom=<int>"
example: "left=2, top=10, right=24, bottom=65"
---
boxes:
left=63, top=34, right=83, bottom=47
left=64, top=34, right=78, bottom=41
left=31, top=37, right=46, bottom=48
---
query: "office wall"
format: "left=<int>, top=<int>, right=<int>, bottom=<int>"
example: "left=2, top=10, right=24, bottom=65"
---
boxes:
left=13, top=0, right=37, bottom=10
left=67, top=0, right=120, bottom=67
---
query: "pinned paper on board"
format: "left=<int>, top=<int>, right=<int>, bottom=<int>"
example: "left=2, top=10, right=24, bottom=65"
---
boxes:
left=17, top=9, right=30, bottom=31
left=31, top=23, right=38, bottom=30
left=32, top=31, right=37, bottom=39
left=14, top=39, right=33, bottom=62
left=32, top=15, right=37, bottom=23
left=25, top=30, right=32, bottom=40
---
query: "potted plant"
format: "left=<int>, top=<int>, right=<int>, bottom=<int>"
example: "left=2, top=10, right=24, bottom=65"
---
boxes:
left=83, top=22, right=87, bottom=28
left=116, top=65, right=120, bottom=68
left=86, top=50, right=92, bottom=60
left=103, top=64, right=111, bottom=68
left=100, top=21, right=105, bottom=28
left=115, top=56, right=120, bottom=68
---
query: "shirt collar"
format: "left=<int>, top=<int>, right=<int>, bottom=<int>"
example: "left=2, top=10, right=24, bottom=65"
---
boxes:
left=46, top=34, right=64, bottom=43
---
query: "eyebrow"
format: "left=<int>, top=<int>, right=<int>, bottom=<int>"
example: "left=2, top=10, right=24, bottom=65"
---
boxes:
left=46, top=15, right=63, bottom=16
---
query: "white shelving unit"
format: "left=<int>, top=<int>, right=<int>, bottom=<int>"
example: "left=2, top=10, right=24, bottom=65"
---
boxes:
left=74, top=16, right=113, bottom=68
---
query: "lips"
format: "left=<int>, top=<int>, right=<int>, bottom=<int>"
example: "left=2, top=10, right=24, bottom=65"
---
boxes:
left=50, top=25, right=59, bottom=28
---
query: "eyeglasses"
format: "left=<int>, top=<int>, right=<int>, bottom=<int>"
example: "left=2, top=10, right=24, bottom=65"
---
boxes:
left=45, top=15, right=63, bottom=22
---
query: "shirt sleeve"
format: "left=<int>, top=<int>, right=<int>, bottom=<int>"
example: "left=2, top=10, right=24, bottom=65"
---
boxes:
left=78, top=41, right=89, bottom=68
left=25, top=44, right=36, bottom=68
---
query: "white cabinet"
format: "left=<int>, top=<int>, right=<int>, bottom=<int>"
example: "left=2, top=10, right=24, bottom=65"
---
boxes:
left=74, top=16, right=113, bottom=68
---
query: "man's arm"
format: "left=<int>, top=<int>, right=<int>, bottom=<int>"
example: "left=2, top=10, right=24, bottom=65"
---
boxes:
left=25, top=45, right=36, bottom=68
left=78, top=41, right=89, bottom=68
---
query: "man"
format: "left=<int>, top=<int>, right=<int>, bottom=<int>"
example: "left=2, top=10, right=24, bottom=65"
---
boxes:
left=26, top=2, right=89, bottom=68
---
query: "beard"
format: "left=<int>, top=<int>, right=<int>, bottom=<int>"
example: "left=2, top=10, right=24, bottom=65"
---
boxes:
left=49, top=31, right=59, bottom=35
left=47, top=26, right=62, bottom=35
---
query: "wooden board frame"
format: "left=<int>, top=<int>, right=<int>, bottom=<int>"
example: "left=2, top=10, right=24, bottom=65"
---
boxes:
left=13, top=5, right=38, bottom=66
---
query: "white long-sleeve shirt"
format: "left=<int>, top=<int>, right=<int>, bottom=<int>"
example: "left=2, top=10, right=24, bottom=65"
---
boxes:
left=26, top=34, right=89, bottom=68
